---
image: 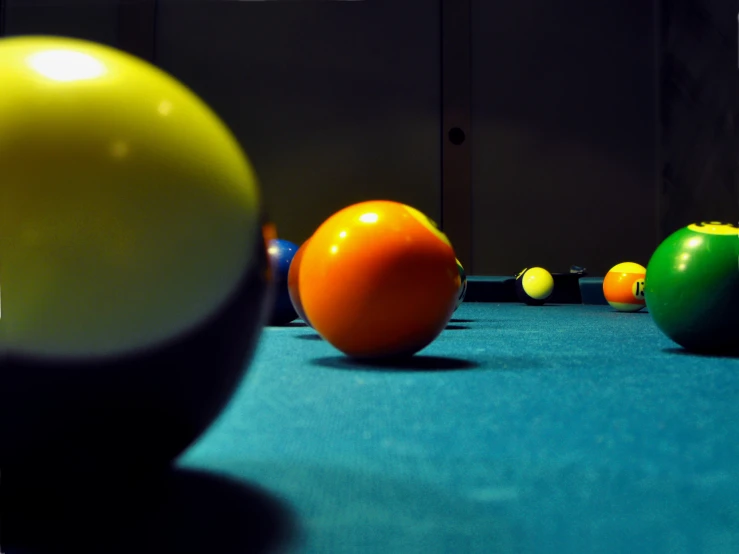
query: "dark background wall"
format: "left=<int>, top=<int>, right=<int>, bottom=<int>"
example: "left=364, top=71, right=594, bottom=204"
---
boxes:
left=470, top=0, right=658, bottom=275
left=155, top=0, right=442, bottom=249
left=1, top=0, right=736, bottom=276
left=659, top=0, right=739, bottom=237
left=2, top=0, right=119, bottom=45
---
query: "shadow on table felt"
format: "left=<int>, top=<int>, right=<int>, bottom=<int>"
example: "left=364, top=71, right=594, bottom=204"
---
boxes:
left=225, top=460, right=522, bottom=553
left=449, top=318, right=474, bottom=323
left=296, top=326, right=473, bottom=337
left=663, top=347, right=739, bottom=359
left=295, top=332, right=323, bottom=341
left=312, top=355, right=479, bottom=372
left=274, top=321, right=309, bottom=328
left=2, top=466, right=297, bottom=554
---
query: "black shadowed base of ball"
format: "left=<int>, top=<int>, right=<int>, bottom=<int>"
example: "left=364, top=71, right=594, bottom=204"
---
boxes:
left=0, top=466, right=297, bottom=554
left=0, top=229, right=272, bottom=494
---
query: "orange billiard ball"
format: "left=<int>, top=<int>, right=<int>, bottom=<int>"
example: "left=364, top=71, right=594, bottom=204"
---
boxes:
left=603, top=262, right=647, bottom=312
left=287, top=237, right=312, bottom=326
left=299, top=200, right=460, bottom=358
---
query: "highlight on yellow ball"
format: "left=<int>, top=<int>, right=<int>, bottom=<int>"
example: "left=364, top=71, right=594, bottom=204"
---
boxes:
left=0, top=36, right=262, bottom=359
left=603, top=262, right=646, bottom=312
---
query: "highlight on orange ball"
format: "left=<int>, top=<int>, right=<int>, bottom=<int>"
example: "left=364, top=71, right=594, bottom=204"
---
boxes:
left=298, top=200, right=460, bottom=358
left=603, top=262, right=647, bottom=312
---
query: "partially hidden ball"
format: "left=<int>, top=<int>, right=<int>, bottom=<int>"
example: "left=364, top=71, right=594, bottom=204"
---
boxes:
left=288, top=237, right=312, bottom=327
left=455, top=258, right=467, bottom=312
left=267, top=238, right=299, bottom=325
left=645, top=221, right=739, bottom=354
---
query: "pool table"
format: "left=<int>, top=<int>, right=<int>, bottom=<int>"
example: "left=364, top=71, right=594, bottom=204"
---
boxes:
left=5, top=285, right=739, bottom=554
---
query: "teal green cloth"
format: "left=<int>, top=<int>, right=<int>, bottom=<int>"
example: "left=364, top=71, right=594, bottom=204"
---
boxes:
left=179, top=303, right=739, bottom=553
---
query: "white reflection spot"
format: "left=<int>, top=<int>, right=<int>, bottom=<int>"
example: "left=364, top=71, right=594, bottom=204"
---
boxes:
left=28, top=50, right=106, bottom=82
left=359, top=212, right=378, bottom=224
left=158, top=101, right=173, bottom=116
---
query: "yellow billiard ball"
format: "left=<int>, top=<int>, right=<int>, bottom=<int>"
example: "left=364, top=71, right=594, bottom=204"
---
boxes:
left=0, top=36, right=268, bottom=472
left=515, top=267, right=554, bottom=305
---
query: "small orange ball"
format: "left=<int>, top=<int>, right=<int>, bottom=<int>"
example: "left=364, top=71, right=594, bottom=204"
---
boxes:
left=299, top=200, right=460, bottom=358
left=287, top=237, right=311, bottom=326
left=603, top=262, right=647, bottom=312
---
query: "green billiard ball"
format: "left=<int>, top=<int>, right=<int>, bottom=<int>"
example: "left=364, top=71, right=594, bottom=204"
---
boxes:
left=645, top=221, right=739, bottom=354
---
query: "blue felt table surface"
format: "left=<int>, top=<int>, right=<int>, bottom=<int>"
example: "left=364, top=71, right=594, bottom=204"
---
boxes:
left=178, top=303, right=739, bottom=554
